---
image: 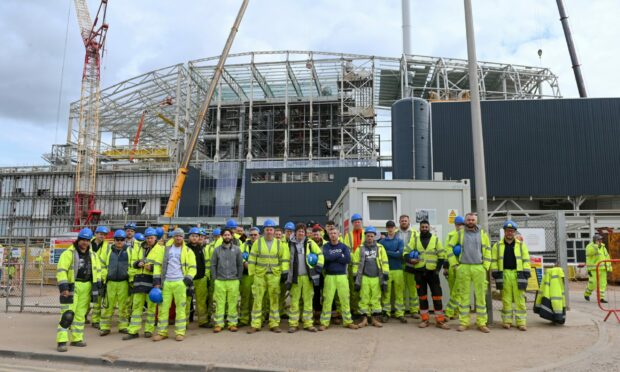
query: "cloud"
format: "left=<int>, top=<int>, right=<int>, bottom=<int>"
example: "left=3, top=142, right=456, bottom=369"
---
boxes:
left=0, top=0, right=617, bottom=165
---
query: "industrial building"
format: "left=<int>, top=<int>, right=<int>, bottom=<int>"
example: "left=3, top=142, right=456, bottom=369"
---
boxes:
left=0, top=50, right=562, bottom=239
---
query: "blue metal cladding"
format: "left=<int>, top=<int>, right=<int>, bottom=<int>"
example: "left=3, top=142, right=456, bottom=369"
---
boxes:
left=430, top=98, right=620, bottom=197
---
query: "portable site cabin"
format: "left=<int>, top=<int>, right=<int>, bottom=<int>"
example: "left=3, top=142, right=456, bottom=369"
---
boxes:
left=328, top=178, right=472, bottom=242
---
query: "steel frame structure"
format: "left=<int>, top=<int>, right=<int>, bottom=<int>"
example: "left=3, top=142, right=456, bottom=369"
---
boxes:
left=48, top=51, right=560, bottom=165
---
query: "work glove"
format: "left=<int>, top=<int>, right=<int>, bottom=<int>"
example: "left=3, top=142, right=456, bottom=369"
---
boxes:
left=522, top=270, right=531, bottom=279
left=354, top=283, right=361, bottom=292
left=588, top=271, right=592, bottom=277
left=183, top=277, right=193, bottom=287
left=285, top=282, right=292, bottom=291
left=381, top=282, right=388, bottom=293
left=280, top=273, right=288, bottom=283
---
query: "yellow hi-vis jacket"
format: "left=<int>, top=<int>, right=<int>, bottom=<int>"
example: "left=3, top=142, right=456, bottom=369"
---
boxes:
left=491, top=239, right=531, bottom=272
left=445, top=229, right=460, bottom=265
left=446, top=228, right=492, bottom=270
left=56, top=243, right=103, bottom=302
left=399, top=226, right=419, bottom=251
left=286, top=238, right=324, bottom=286
left=343, top=229, right=366, bottom=253
left=248, top=237, right=290, bottom=277
left=490, top=239, right=531, bottom=290
left=129, top=241, right=162, bottom=291
left=534, top=267, right=566, bottom=324
left=585, top=242, right=613, bottom=272
left=149, top=243, right=197, bottom=287
left=403, top=234, right=446, bottom=271
left=352, top=242, right=389, bottom=287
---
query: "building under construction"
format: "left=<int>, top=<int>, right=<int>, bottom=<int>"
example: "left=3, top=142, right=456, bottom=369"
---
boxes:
left=0, top=50, right=563, bottom=238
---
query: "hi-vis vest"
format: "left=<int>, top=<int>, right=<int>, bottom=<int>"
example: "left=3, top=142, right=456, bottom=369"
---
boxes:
left=403, top=234, right=445, bottom=270
left=248, top=237, right=290, bottom=277
left=491, top=240, right=531, bottom=272
left=585, top=242, right=612, bottom=272
left=447, top=228, right=492, bottom=270
left=534, top=267, right=566, bottom=324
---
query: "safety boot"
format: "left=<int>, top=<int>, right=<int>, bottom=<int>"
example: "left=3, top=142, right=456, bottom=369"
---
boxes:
left=357, top=316, right=368, bottom=328
left=418, top=320, right=430, bottom=328
left=381, top=312, right=390, bottom=323
left=247, top=327, right=259, bottom=334
left=518, top=325, right=527, bottom=331
left=318, top=325, right=328, bottom=331
left=70, top=341, right=86, bottom=347
left=502, top=323, right=511, bottom=329
left=478, top=325, right=490, bottom=333
left=371, top=316, right=383, bottom=328
left=144, top=332, right=152, bottom=338
left=436, top=321, right=450, bottom=330
left=152, top=334, right=167, bottom=341
left=122, top=333, right=139, bottom=341
left=229, top=326, right=238, bottom=332
left=99, top=330, right=110, bottom=336
left=345, top=323, right=359, bottom=330
left=57, top=343, right=67, bottom=352
left=175, top=335, right=184, bottom=341
left=213, top=326, right=222, bottom=333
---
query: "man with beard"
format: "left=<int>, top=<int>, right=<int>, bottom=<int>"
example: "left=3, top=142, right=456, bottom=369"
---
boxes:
left=447, top=213, right=492, bottom=333
left=211, top=229, right=244, bottom=332
left=404, top=220, right=449, bottom=330
left=185, top=227, right=210, bottom=328
left=395, top=214, right=420, bottom=319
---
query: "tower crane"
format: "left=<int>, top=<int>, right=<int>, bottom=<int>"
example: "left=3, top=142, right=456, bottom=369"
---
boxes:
left=72, top=0, right=109, bottom=228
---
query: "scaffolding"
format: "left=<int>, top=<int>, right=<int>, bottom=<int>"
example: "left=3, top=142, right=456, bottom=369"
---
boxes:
left=0, top=50, right=563, bottom=237
left=47, top=51, right=560, bottom=165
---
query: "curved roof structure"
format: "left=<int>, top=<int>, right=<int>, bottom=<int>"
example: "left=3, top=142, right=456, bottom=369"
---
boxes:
left=57, top=50, right=560, bottom=164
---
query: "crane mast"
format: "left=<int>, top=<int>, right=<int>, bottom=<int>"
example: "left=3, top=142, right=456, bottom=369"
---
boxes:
left=73, top=0, right=109, bottom=228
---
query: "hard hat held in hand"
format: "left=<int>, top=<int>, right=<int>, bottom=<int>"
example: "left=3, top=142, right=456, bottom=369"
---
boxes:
left=149, top=287, right=163, bottom=304
left=307, top=253, right=318, bottom=266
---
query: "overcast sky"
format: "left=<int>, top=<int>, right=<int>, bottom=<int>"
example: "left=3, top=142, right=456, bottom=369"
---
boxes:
left=0, top=0, right=617, bottom=166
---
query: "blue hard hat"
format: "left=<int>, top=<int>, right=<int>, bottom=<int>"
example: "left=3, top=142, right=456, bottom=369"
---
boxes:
left=144, top=227, right=157, bottom=237
left=242, top=251, right=250, bottom=261
left=149, top=287, right=163, bottom=304
left=453, top=244, right=462, bottom=257
left=249, top=226, right=260, bottom=234
left=351, top=213, right=363, bottom=222
left=307, top=253, right=318, bottom=266
left=77, top=228, right=93, bottom=240
left=263, top=219, right=276, bottom=228
left=503, top=220, right=518, bottom=230
left=364, top=226, right=377, bottom=235
left=409, top=250, right=420, bottom=260
left=284, top=222, right=295, bottom=231
left=454, top=216, right=465, bottom=225
left=188, top=227, right=201, bottom=235
left=155, top=227, right=164, bottom=239
left=135, top=233, right=145, bottom=242
left=124, top=222, right=137, bottom=231
left=199, top=228, right=207, bottom=236
left=213, top=228, right=222, bottom=236
left=225, top=219, right=238, bottom=229
left=94, top=226, right=109, bottom=234
left=114, top=229, right=127, bottom=239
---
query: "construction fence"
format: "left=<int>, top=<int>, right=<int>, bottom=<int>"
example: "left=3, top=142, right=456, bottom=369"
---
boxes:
left=3, top=210, right=620, bottom=314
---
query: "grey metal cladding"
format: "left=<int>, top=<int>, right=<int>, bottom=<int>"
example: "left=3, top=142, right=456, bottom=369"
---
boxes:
left=430, top=98, right=620, bottom=197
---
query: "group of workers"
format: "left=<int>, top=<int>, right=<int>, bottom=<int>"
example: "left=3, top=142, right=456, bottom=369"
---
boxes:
left=54, top=211, right=602, bottom=352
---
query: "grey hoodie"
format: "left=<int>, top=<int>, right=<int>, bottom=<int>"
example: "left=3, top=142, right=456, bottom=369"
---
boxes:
left=211, top=242, right=243, bottom=280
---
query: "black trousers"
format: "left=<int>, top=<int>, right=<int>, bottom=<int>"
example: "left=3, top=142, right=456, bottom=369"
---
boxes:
left=413, top=269, right=443, bottom=312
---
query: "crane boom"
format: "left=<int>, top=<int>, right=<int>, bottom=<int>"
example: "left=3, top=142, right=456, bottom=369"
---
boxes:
left=73, top=0, right=93, bottom=43
left=162, top=0, right=250, bottom=231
